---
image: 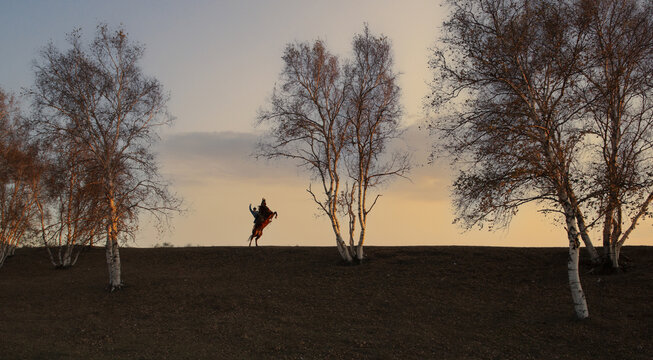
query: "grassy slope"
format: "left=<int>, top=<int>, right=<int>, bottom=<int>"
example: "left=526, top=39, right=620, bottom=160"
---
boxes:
left=1, top=246, right=651, bottom=359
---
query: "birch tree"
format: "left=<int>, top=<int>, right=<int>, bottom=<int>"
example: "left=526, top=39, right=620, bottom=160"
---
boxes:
left=428, top=0, right=592, bottom=318
left=30, top=24, right=181, bottom=290
left=258, top=26, right=408, bottom=263
left=0, top=89, right=41, bottom=268
left=343, top=27, right=409, bottom=261
left=578, top=0, right=653, bottom=269
left=36, top=138, right=103, bottom=269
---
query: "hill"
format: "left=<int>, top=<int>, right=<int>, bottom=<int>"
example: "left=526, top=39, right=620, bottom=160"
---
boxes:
left=1, top=246, right=651, bottom=359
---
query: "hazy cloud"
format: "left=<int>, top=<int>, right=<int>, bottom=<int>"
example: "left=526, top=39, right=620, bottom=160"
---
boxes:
left=159, top=126, right=454, bottom=200
left=159, top=131, right=306, bottom=187
left=382, top=123, right=454, bottom=202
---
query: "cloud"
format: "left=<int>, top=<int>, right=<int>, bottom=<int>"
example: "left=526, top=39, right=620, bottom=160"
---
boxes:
left=158, top=126, right=454, bottom=201
left=159, top=131, right=306, bottom=186
left=382, top=123, right=454, bottom=202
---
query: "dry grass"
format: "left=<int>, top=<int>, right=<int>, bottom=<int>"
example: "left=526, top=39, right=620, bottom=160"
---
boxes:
left=1, top=246, right=651, bottom=359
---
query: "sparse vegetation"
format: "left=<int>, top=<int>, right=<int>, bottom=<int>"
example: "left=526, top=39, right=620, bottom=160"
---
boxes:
left=153, top=242, right=174, bottom=248
left=0, top=246, right=651, bottom=359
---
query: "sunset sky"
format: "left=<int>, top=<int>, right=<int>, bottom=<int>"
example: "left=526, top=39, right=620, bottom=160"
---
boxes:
left=1, top=0, right=651, bottom=248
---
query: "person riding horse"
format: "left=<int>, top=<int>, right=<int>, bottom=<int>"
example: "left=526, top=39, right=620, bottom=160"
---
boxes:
left=248, top=198, right=277, bottom=247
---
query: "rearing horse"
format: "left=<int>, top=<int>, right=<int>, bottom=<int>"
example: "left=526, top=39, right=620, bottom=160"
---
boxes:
left=248, top=198, right=277, bottom=247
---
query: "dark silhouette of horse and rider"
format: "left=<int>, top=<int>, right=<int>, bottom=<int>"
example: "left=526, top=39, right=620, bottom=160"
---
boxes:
left=248, top=198, right=277, bottom=247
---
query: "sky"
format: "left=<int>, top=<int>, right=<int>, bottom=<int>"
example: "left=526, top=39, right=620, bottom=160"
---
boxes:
left=1, top=0, right=651, bottom=248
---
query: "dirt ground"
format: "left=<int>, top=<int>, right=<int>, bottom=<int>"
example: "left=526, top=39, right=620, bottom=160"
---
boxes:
left=0, top=245, right=651, bottom=359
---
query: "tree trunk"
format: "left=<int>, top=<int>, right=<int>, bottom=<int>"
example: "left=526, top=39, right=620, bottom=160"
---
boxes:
left=569, top=190, right=601, bottom=264
left=602, top=207, right=614, bottom=260
left=608, top=241, right=622, bottom=270
left=105, top=196, right=122, bottom=291
left=562, top=201, right=589, bottom=319
left=574, top=212, right=600, bottom=264
left=609, top=244, right=620, bottom=269
left=609, top=191, right=653, bottom=270
left=62, top=246, right=73, bottom=268
left=355, top=244, right=364, bottom=262
left=355, top=227, right=366, bottom=262
left=608, top=208, right=622, bottom=269
left=329, top=209, right=353, bottom=263
left=567, top=238, right=589, bottom=319
left=105, top=231, right=122, bottom=291
left=335, top=233, right=353, bottom=263
left=0, top=242, right=7, bottom=269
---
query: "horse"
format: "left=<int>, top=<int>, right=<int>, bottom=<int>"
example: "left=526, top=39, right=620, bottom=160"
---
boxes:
left=248, top=198, right=278, bottom=247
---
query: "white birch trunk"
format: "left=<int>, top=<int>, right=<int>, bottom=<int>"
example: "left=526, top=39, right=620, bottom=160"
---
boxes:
left=327, top=205, right=353, bottom=263
left=569, top=191, right=601, bottom=264
left=62, top=246, right=73, bottom=268
left=567, top=240, right=589, bottom=319
left=355, top=243, right=364, bottom=262
left=105, top=232, right=122, bottom=290
left=584, top=239, right=600, bottom=265
left=355, top=228, right=366, bottom=262
left=602, top=210, right=614, bottom=260
left=576, top=217, right=600, bottom=264
left=105, top=230, right=114, bottom=284
left=105, top=196, right=122, bottom=291
left=335, top=233, right=353, bottom=263
left=110, top=240, right=121, bottom=289
left=609, top=243, right=620, bottom=269
left=562, top=202, right=589, bottom=319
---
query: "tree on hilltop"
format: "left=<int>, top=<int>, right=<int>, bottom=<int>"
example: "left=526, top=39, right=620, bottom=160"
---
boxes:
left=30, top=24, right=181, bottom=290
left=428, top=0, right=593, bottom=319
left=258, top=25, right=409, bottom=263
left=428, top=0, right=653, bottom=318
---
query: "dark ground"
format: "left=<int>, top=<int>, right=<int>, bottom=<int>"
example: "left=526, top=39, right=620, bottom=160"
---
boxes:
left=0, top=246, right=651, bottom=359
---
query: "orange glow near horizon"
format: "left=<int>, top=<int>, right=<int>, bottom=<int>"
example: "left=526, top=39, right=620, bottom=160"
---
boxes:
left=1, top=1, right=650, bottom=248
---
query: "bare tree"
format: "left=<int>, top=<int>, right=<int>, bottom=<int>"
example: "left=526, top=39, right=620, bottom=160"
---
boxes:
left=258, top=39, right=350, bottom=260
left=428, top=0, right=593, bottom=318
left=343, top=27, right=409, bottom=261
left=35, top=138, right=103, bottom=269
left=577, top=0, right=653, bottom=269
left=258, top=26, right=409, bottom=263
left=30, top=24, right=181, bottom=290
left=0, top=89, right=41, bottom=268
